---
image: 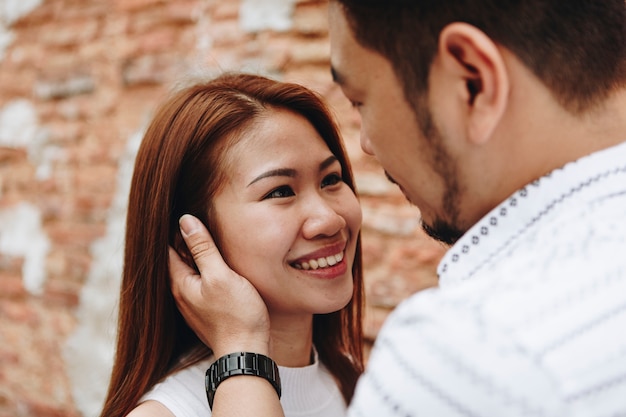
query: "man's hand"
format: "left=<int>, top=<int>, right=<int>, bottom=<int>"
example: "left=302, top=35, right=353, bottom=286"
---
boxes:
left=169, top=214, right=271, bottom=358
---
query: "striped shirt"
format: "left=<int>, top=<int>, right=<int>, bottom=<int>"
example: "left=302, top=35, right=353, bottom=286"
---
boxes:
left=349, top=141, right=626, bottom=416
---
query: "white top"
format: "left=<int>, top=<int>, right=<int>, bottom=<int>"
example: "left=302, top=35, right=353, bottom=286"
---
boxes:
left=349, top=141, right=626, bottom=416
left=142, top=350, right=346, bottom=417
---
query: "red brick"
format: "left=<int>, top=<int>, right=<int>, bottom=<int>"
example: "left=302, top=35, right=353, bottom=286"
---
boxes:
left=22, top=400, right=80, bottom=417
left=14, top=2, right=57, bottom=25
left=364, top=305, right=392, bottom=342
left=293, top=3, right=329, bottom=35
left=0, top=275, right=27, bottom=299
left=213, top=2, right=239, bottom=20
left=0, top=301, right=39, bottom=324
left=165, top=1, right=200, bottom=23
left=45, top=222, right=105, bottom=246
left=388, top=241, right=446, bottom=272
left=113, top=0, right=165, bottom=12
left=210, top=19, right=248, bottom=46
left=101, top=15, right=130, bottom=37
left=38, top=19, right=99, bottom=47
left=43, top=279, right=81, bottom=307
left=136, top=27, right=181, bottom=54
left=360, top=234, right=386, bottom=269
left=289, top=38, right=330, bottom=65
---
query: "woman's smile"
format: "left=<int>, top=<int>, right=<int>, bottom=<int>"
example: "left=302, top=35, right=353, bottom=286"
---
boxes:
left=292, top=251, right=344, bottom=270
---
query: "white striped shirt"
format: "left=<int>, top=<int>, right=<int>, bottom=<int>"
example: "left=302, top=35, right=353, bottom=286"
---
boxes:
left=349, top=141, right=626, bottom=416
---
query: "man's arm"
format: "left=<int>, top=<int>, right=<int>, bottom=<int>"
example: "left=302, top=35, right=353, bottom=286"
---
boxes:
left=169, top=214, right=284, bottom=417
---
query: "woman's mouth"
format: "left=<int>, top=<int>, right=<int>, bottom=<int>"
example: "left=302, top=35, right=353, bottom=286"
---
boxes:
left=292, top=251, right=344, bottom=270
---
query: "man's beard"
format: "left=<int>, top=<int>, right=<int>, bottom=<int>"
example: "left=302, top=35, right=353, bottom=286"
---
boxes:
left=421, top=218, right=464, bottom=246
left=387, top=168, right=464, bottom=245
left=386, top=97, right=466, bottom=246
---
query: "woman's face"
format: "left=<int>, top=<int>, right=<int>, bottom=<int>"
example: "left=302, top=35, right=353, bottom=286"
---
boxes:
left=212, top=108, right=362, bottom=318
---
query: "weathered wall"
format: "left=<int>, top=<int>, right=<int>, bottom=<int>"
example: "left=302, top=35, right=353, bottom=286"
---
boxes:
left=0, top=0, right=445, bottom=415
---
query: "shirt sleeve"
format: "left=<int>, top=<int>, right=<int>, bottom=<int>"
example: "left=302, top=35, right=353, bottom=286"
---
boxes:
left=348, top=290, right=566, bottom=417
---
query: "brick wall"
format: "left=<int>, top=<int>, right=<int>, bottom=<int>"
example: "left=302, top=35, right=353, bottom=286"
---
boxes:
left=0, top=0, right=445, bottom=415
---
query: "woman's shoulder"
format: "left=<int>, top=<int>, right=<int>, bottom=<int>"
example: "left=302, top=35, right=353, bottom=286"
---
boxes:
left=137, top=358, right=214, bottom=417
left=126, top=399, right=176, bottom=417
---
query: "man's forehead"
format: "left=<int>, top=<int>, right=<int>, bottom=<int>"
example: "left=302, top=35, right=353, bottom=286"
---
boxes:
left=328, top=3, right=357, bottom=88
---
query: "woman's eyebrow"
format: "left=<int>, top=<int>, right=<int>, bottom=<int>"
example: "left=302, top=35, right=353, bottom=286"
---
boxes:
left=320, top=155, right=339, bottom=172
left=247, top=168, right=296, bottom=187
left=247, top=155, right=339, bottom=187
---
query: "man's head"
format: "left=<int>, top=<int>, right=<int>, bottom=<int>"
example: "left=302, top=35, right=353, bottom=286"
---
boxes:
left=333, top=0, right=626, bottom=115
left=329, top=0, right=626, bottom=244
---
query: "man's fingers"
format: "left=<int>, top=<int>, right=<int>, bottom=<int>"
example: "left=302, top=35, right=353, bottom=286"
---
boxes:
left=168, top=245, right=213, bottom=346
left=169, top=216, right=272, bottom=356
left=168, top=245, right=195, bottom=278
left=178, top=214, right=228, bottom=277
left=168, top=246, right=196, bottom=298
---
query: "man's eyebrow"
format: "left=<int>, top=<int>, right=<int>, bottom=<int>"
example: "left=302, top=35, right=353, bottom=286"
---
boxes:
left=247, top=168, right=296, bottom=187
left=247, top=156, right=339, bottom=187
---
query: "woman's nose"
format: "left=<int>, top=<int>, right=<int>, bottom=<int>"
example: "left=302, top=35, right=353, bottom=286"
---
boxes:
left=301, top=197, right=346, bottom=239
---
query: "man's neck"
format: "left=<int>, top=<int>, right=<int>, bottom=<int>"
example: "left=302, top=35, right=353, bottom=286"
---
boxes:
left=536, top=87, right=626, bottom=175
left=467, top=83, right=626, bottom=231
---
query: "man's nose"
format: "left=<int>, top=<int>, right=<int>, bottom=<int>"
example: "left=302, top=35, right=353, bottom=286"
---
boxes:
left=360, top=130, right=374, bottom=155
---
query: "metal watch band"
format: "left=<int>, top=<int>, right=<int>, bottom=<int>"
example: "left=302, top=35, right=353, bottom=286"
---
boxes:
left=205, top=352, right=282, bottom=409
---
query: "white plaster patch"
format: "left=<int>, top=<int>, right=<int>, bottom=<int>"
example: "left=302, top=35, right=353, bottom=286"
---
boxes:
left=0, top=202, right=50, bottom=294
left=64, top=128, right=143, bottom=417
left=0, top=99, right=59, bottom=180
left=239, top=0, right=297, bottom=33
left=0, top=0, right=42, bottom=60
left=0, top=27, right=14, bottom=60
left=0, top=99, right=39, bottom=148
left=0, top=0, right=42, bottom=25
left=193, top=0, right=213, bottom=54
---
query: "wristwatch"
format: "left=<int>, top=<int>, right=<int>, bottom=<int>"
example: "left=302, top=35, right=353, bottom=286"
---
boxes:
left=205, top=352, right=281, bottom=409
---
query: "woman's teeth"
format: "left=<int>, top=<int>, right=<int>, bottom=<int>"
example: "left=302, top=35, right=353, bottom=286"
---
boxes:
left=294, top=252, right=344, bottom=270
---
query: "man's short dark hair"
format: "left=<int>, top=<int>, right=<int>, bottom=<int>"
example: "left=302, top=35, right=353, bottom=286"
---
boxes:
left=334, top=0, right=626, bottom=114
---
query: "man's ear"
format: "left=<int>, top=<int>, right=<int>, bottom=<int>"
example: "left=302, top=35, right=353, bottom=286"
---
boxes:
left=437, top=22, right=509, bottom=145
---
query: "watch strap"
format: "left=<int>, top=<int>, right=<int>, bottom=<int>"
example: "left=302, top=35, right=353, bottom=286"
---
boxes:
left=205, top=352, right=281, bottom=409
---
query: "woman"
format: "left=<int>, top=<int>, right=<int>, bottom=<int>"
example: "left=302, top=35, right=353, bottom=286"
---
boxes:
left=100, top=73, right=364, bottom=417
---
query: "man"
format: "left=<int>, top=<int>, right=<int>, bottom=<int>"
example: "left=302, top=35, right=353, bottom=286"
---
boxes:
left=170, top=0, right=626, bottom=415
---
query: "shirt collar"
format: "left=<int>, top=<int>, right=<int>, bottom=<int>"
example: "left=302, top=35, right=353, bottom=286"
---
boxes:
left=437, top=141, right=626, bottom=287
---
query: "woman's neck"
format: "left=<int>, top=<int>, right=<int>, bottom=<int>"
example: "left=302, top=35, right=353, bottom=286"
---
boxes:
left=268, top=313, right=314, bottom=367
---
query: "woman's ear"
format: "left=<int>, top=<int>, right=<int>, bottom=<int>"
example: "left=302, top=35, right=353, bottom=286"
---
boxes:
left=437, top=22, right=510, bottom=145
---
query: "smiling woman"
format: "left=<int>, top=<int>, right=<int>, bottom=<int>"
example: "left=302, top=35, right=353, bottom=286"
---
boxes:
left=213, top=108, right=361, bottom=318
left=99, top=73, right=364, bottom=417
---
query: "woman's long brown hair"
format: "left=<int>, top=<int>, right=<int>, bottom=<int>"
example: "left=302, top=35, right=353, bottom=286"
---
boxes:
left=99, top=73, right=364, bottom=417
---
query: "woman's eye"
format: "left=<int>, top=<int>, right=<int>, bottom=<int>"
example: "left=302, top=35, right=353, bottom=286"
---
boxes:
left=321, top=173, right=343, bottom=188
left=263, top=185, right=295, bottom=200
